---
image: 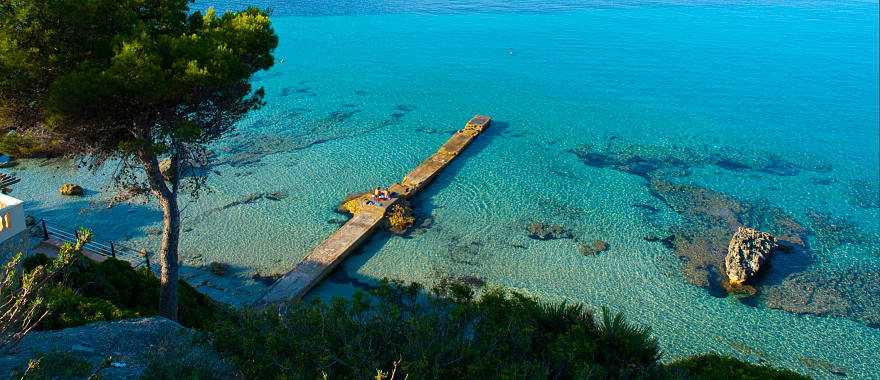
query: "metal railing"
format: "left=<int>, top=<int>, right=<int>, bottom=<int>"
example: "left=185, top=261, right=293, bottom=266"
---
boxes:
left=39, top=219, right=151, bottom=269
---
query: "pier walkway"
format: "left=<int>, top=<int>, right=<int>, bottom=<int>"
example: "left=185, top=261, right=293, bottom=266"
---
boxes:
left=259, top=115, right=491, bottom=304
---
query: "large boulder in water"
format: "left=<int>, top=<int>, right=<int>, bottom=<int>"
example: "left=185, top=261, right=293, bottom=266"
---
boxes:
left=724, top=227, right=778, bottom=285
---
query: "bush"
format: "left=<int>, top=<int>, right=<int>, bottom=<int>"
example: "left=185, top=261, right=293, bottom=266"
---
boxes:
left=210, top=279, right=662, bottom=379
left=140, top=335, right=234, bottom=380
left=11, top=350, right=94, bottom=379
left=0, top=131, right=62, bottom=158
left=666, top=353, right=808, bottom=380
left=28, top=254, right=219, bottom=330
left=39, top=285, right=138, bottom=330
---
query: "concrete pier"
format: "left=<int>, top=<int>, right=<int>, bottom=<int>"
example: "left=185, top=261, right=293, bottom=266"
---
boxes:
left=259, top=115, right=491, bottom=305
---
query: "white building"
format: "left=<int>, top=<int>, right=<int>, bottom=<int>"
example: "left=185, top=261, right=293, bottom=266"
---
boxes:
left=0, top=193, right=30, bottom=263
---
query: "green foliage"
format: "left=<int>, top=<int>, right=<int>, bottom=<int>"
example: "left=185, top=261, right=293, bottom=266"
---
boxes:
left=666, top=353, right=809, bottom=380
left=139, top=335, right=233, bottom=380
left=0, top=131, right=62, bottom=158
left=11, top=350, right=94, bottom=380
left=0, top=0, right=278, bottom=157
left=28, top=254, right=219, bottom=330
left=39, top=285, right=138, bottom=330
left=211, top=279, right=662, bottom=380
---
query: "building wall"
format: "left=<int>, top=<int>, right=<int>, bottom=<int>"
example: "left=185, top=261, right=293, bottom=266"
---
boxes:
left=0, top=193, right=30, bottom=264
left=0, top=229, right=30, bottom=264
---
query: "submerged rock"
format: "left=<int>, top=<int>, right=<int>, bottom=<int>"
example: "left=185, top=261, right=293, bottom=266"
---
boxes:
left=59, top=183, right=84, bottom=196
left=265, top=191, right=288, bottom=201
left=724, top=227, right=778, bottom=286
left=208, top=261, right=229, bottom=276
left=578, top=240, right=610, bottom=256
left=527, top=222, right=573, bottom=240
left=764, top=269, right=880, bottom=328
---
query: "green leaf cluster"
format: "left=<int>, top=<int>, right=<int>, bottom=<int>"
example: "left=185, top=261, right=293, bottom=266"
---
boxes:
left=0, top=0, right=277, bottom=155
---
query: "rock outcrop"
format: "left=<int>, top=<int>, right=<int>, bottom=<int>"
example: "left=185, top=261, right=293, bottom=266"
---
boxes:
left=58, top=183, right=84, bottom=196
left=724, top=227, right=778, bottom=285
left=0, top=317, right=227, bottom=379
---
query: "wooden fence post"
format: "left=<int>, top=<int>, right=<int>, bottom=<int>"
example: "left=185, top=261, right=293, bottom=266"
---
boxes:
left=40, top=219, right=48, bottom=240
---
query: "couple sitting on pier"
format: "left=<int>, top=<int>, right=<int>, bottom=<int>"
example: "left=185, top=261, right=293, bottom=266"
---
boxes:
left=366, top=187, right=393, bottom=206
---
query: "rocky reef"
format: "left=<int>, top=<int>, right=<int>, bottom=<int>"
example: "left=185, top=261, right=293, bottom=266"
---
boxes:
left=764, top=268, right=880, bottom=328
left=648, top=179, right=808, bottom=289
left=572, top=140, right=832, bottom=180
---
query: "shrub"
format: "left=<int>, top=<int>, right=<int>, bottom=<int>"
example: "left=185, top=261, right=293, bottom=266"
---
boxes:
left=0, top=131, right=63, bottom=158
left=27, top=253, right=219, bottom=330
left=210, top=279, right=662, bottom=379
left=140, top=335, right=234, bottom=380
left=666, top=353, right=808, bottom=380
left=11, top=350, right=95, bottom=379
left=39, top=285, right=138, bottom=330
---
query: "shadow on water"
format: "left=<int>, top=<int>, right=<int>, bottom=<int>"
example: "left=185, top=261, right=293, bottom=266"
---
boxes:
left=23, top=198, right=162, bottom=243
left=412, top=120, right=508, bottom=210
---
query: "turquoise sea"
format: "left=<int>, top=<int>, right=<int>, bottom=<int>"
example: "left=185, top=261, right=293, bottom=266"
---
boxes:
left=10, top=1, right=879, bottom=377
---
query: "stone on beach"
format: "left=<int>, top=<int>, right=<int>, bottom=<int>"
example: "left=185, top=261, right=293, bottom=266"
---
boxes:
left=724, top=227, right=778, bottom=285
left=59, top=183, right=85, bottom=196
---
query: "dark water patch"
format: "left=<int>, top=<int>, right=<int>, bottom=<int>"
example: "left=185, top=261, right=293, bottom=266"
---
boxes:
left=354, top=90, right=368, bottom=96
left=447, top=238, right=483, bottom=266
left=251, top=272, right=282, bottom=287
left=764, top=268, right=880, bottom=328
left=410, top=215, right=434, bottom=236
left=280, top=86, right=316, bottom=97
left=526, top=221, right=573, bottom=240
left=327, top=217, right=347, bottom=226
left=849, top=179, right=880, bottom=209
left=394, top=104, right=416, bottom=112
left=799, top=356, right=849, bottom=377
left=810, top=177, right=835, bottom=186
left=806, top=209, right=874, bottom=254
left=714, top=336, right=770, bottom=364
left=221, top=193, right=264, bottom=209
left=759, top=155, right=800, bottom=176
left=328, top=268, right=377, bottom=291
left=572, top=139, right=832, bottom=181
left=632, top=203, right=659, bottom=213
left=714, top=158, right=751, bottom=172
left=643, top=234, right=675, bottom=249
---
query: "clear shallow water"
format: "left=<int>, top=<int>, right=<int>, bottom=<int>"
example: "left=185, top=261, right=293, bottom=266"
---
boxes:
left=10, top=1, right=880, bottom=377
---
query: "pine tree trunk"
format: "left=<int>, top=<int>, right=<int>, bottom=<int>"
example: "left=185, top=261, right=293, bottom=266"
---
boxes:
left=156, top=193, right=180, bottom=321
left=138, top=149, right=180, bottom=321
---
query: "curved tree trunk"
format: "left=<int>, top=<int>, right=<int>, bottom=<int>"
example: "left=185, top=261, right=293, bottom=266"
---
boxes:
left=138, top=149, right=180, bottom=321
left=156, top=192, right=180, bottom=320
